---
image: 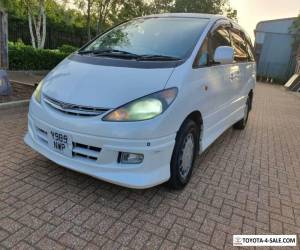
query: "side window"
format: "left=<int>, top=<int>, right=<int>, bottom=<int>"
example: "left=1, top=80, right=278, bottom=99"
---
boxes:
left=208, top=26, right=231, bottom=63
left=230, top=29, right=249, bottom=62
left=193, top=26, right=231, bottom=67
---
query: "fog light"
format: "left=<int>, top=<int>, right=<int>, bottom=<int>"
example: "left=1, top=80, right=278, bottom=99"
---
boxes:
left=119, top=152, right=144, bottom=164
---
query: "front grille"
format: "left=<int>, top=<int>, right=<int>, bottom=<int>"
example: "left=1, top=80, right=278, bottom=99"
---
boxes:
left=44, top=95, right=109, bottom=117
left=35, top=126, right=101, bottom=162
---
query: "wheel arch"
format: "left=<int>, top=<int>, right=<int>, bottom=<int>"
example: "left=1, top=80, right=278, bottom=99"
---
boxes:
left=180, top=110, right=203, bottom=152
left=248, top=89, right=254, bottom=111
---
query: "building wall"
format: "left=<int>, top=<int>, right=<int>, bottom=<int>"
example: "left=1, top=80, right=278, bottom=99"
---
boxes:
left=255, top=18, right=296, bottom=82
left=296, top=46, right=300, bottom=74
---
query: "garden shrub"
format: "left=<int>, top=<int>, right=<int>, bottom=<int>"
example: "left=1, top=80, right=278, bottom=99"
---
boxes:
left=57, top=44, right=78, bottom=54
left=8, top=42, right=72, bottom=70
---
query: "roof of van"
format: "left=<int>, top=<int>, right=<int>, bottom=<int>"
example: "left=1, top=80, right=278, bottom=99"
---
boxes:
left=141, top=13, right=224, bottom=21
left=137, top=13, right=248, bottom=37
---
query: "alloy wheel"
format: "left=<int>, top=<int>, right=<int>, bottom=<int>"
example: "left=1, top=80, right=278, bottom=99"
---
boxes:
left=179, top=133, right=195, bottom=180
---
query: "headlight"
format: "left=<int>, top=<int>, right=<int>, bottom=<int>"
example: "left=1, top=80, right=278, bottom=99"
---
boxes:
left=103, top=88, right=178, bottom=122
left=34, top=80, right=44, bottom=103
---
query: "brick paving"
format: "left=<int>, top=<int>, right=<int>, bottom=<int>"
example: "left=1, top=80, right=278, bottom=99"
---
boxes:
left=0, top=83, right=300, bottom=249
left=0, top=82, right=35, bottom=103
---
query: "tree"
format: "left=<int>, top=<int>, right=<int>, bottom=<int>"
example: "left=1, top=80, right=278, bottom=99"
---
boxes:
left=23, top=0, right=47, bottom=49
left=173, top=0, right=237, bottom=20
left=75, top=0, right=95, bottom=40
left=226, top=7, right=237, bottom=21
left=3, top=0, right=239, bottom=49
left=149, top=0, right=174, bottom=14
left=0, top=0, right=24, bottom=16
left=45, top=0, right=84, bottom=29
left=94, top=0, right=120, bottom=34
left=113, top=0, right=151, bottom=23
left=0, top=8, right=9, bottom=69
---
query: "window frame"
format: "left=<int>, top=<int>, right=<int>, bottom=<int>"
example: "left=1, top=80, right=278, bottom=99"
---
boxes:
left=193, top=20, right=232, bottom=69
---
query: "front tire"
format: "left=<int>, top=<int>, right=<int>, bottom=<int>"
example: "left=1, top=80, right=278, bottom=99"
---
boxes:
left=233, top=97, right=250, bottom=130
left=168, top=119, right=199, bottom=189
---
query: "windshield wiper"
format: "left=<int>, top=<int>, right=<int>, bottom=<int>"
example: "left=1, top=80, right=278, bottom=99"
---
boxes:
left=78, top=50, right=181, bottom=61
left=78, top=49, right=140, bottom=59
left=137, top=55, right=181, bottom=61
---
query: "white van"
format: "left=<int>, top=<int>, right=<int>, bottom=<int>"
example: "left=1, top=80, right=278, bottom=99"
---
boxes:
left=24, top=13, right=256, bottom=189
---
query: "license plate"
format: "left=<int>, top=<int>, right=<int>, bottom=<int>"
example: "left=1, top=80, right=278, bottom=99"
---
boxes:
left=48, top=130, right=72, bottom=157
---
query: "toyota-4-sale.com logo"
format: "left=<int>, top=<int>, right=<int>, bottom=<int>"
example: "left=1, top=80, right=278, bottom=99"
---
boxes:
left=233, top=235, right=297, bottom=247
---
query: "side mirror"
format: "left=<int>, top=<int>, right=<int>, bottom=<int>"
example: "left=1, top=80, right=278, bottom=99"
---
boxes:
left=213, top=46, right=234, bottom=64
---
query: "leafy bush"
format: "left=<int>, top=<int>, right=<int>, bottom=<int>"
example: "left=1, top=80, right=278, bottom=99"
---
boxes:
left=8, top=42, right=70, bottom=70
left=58, top=44, right=78, bottom=54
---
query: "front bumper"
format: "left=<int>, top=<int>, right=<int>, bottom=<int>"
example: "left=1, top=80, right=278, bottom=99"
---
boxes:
left=24, top=114, right=176, bottom=189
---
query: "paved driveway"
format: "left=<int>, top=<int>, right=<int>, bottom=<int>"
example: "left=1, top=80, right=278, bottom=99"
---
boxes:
left=0, top=82, right=35, bottom=104
left=0, top=83, right=300, bottom=249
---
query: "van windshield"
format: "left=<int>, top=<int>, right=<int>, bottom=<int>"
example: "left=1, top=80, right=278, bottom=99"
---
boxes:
left=80, top=17, right=210, bottom=60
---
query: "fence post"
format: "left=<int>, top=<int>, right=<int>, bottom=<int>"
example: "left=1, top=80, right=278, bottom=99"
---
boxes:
left=0, top=9, right=8, bottom=69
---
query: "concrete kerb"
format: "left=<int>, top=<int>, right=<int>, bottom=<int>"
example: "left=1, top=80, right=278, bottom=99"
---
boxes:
left=0, top=99, right=30, bottom=110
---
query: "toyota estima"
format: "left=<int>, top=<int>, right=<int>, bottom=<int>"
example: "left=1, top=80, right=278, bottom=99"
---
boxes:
left=25, top=13, right=256, bottom=189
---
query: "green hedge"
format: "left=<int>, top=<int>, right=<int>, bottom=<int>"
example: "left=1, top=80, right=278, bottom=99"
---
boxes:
left=8, top=42, right=78, bottom=70
left=57, top=44, right=78, bottom=54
